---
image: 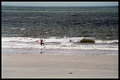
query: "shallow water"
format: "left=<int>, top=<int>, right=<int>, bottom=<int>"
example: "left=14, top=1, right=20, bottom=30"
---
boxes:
left=2, top=48, right=118, bottom=55
left=2, top=37, right=118, bottom=55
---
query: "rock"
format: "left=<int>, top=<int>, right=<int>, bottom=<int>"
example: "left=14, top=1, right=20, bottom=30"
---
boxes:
left=80, top=38, right=95, bottom=43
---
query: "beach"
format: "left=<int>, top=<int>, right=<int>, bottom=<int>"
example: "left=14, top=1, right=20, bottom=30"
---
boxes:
left=2, top=5, right=118, bottom=78
left=2, top=37, right=118, bottom=78
left=2, top=53, right=118, bottom=78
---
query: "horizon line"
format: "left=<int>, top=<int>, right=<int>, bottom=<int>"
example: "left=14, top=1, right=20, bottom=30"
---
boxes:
left=2, top=5, right=118, bottom=7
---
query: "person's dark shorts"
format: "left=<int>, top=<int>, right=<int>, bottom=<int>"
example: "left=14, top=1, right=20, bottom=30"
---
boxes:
left=40, top=43, right=44, bottom=45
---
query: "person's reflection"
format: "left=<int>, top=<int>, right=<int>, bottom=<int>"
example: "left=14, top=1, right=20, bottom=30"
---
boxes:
left=40, top=48, right=44, bottom=54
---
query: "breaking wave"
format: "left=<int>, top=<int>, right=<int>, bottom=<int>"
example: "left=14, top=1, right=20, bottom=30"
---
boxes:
left=2, top=37, right=118, bottom=50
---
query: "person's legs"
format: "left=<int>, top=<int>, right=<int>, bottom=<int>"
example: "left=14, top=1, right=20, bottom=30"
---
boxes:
left=40, top=43, right=42, bottom=46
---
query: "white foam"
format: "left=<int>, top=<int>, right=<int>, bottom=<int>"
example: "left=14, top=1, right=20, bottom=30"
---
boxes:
left=95, top=40, right=118, bottom=44
left=20, top=28, right=25, bottom=30
left=2, top=37, right=118, bottom=50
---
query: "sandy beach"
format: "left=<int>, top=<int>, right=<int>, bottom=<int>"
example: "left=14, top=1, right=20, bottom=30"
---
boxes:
left=2, top=53, right=118, bottom=78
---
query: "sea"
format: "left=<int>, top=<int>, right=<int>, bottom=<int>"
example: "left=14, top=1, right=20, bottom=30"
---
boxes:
left=2, top=6, right=118, bottom=55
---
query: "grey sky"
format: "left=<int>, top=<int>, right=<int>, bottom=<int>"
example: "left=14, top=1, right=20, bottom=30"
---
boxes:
left=2, top=2, right=118, bottom=7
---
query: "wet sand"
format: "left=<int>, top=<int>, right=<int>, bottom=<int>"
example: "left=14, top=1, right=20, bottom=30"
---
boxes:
left=2, top=53, right=118, bottom=78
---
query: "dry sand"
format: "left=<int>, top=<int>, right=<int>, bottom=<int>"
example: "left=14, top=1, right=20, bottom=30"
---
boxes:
left=2, top=53, right=118, bottom=78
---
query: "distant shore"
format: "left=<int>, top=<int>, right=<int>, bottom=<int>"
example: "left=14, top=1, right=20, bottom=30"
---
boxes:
left=2, top=53, right=118, bottom=78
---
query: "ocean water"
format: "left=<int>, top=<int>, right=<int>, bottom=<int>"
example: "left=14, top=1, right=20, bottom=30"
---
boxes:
left=2, top=6, right=118, bottom=40
left=2, top=6, right=118, bottom=55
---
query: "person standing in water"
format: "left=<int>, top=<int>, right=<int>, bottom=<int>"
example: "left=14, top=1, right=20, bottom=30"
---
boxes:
left=40, top=39, right=44, bottom=54
left=40, top=39, right=44, bottom=46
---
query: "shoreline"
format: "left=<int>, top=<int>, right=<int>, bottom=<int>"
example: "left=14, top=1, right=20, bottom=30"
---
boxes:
left=2, top=48, right=118, bottom=55
left=2, top=53, right=118, bottom=78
